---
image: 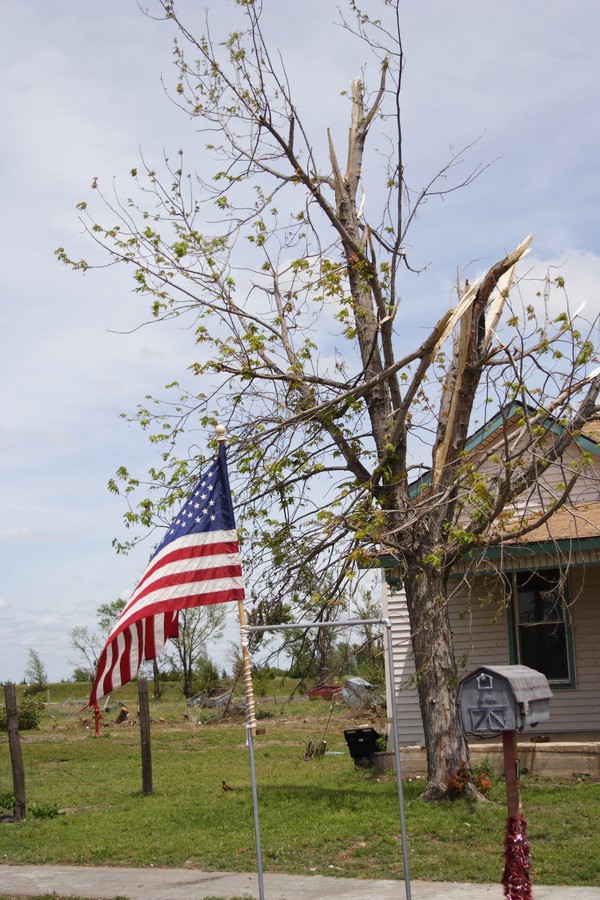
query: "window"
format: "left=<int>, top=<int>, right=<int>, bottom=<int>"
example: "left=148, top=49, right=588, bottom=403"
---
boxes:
left=508, top=569, right=575, bottom=688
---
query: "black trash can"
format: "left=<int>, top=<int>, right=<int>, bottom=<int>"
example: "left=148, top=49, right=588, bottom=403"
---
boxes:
left=343, top=726, right=382, bottom=768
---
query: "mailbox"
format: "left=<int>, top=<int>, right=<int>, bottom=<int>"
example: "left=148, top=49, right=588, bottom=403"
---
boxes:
left=457, top=664, right=552, bottom=735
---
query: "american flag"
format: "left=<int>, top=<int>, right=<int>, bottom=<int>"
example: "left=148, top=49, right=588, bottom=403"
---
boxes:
left=89, top=444, right=245, bottom=705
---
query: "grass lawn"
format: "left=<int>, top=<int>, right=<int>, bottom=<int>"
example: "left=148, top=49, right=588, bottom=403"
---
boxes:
left=1, top=683, right=599, bottom=888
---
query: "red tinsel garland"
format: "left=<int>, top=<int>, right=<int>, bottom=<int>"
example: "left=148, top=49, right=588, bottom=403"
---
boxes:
left=502, top=815, right=532, bottom=900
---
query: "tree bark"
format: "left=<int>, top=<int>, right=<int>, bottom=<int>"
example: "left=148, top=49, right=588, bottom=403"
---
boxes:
left=152, top=659, right=162, bottom=700
left=402, top=561, right=472, bottom=800
left=183, top=668, right=193, bottom=699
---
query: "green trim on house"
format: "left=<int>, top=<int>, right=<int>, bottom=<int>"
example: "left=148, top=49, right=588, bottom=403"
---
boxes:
left=463, top=402, right=524, bottom=452
left=465, top=536, right=600, bottom=563
left=363, top=537, right=600, bottom=571
left=372, top=554, right=401, bottom=568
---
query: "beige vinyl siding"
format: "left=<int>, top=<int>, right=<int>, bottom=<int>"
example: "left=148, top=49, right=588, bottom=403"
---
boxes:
left=552, top=564, right=600, bottom=732
left=477, top=431, right=600, bottom=512
left=387, top=560, right=600, bottom=742
left=449, top=564, right=600, bottom=734
left=385, top=586, right=424, bottom=746
left=448, top=575, right=511, bottom=675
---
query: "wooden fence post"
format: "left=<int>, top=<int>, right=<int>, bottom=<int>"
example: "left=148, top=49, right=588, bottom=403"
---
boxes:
left=138, top=679, right=153, bottom=795
left=4, top=684, right=26, bottom=821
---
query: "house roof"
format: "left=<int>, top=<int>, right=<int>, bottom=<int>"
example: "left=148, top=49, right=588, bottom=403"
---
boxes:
left=513, top=501, right=600, bottom=543
left=425, top=403, right=600, bottom=565
left=456, top=501, right=600, bottom=568
left=582, top=420, right=600, bottom=443
left=374, top=500, right=600, bottom=575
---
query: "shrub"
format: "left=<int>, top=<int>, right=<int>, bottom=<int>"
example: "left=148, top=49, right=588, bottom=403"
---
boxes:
left=23, top=684, right=46, bottom=697
left=0, top=697, right=43, bottom=732
left=0, top=791, right=15, bottom=811
left=29, top=801, right=65, bottom=819
left=195, top=656, right=222, bottom=694
left=355, top=659, right=386, bottom=688
left=447, top=761, right=493, bottom=798
left=375, top=734, right=388, bottom=751
left=472, top=760, right=493, bottom=797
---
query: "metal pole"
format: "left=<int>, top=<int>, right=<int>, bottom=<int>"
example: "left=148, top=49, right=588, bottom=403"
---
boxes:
left=247, top=617, right=413, bottom=898
left=384, top=620, right=412, bottom=900
left=138, top=679, right=153, bottom=796
left=217, top=427, right=265, bottom=899
left=239, top=601, right=265, bottom=900
left=248, top=617, right=386, bottom=634
left=246, top=724, right=265, bottom=900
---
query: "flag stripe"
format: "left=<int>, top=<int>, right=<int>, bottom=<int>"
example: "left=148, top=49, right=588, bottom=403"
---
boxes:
left=133, top=532, right=240, bottom=594
left=120, top=625, right=135, bottom=688
left=122, top=573, right=244, bottom=625
left=132, top=553, right=243, bottom=597
left=89, top=445, right=245, bottom=706
left=129, top=565, right=243, bottom=608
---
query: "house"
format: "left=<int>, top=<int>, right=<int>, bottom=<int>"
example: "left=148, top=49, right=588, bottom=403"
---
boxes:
left=382, top=406, right=600, bottom=746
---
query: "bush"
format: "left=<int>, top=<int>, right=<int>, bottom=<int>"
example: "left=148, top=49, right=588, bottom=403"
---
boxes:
left=252, top=669, right=273, bottom=697
left=71, top=667, right=93, bottom=683
left=29, top=801, right=65, bottom=819
left=23, top=684, right=46, bottom=697
left=0, top=697, right=43, bottom=732
left=194, top=656, right=222, bottom=694
left=447, top=761, right=493, bottom=798
left=355, top=659, right=386, bottom=688
left=0, top=791, right=15, bottom=811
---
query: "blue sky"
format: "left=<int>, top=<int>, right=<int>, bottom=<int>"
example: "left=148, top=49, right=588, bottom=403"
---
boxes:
left=2, top=0, right=600, bottom=683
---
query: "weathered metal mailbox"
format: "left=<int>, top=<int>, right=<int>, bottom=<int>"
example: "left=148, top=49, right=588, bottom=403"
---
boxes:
left=458, top=665, right=552, bottom=899
left=457, top=664, right=552, bottom=735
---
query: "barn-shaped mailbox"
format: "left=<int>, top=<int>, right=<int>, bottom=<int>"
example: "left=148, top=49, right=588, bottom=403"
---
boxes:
left=457, top=664, right=552, bottom=735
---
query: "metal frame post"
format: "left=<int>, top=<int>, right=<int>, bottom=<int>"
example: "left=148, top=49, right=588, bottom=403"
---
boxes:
left=246, top=617, right=412, bottom=899
left=246, top=724, right=265, bottom=900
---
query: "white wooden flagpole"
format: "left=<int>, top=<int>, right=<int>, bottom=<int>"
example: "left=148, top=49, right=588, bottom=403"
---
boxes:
left=215, top=425, right=265, bottom=900
left=237, top=597, right=258, bottom=736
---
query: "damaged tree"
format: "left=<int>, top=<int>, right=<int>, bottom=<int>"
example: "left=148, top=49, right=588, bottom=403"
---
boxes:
left=58, top=0, right=600, bottom=798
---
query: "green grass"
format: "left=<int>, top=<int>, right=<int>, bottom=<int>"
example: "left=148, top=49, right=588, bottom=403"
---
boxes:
left=1, top=686, right=599, bottom=887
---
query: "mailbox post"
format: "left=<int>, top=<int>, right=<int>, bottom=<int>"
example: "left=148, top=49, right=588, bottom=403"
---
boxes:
left=457, top=665, right=552, bottom=900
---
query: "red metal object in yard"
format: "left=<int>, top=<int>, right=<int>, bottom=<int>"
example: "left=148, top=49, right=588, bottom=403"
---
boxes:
left=307, top=684, right=342, bottom=700
left=93, top=704, right=103, bottom=737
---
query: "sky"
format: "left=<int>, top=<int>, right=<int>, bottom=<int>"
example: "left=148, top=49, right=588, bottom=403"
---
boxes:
left=2, top=0, right=600, bottom=685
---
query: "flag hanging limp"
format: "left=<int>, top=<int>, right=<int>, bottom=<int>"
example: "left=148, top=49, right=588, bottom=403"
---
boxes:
left=89, top=443, right=245, bottom=706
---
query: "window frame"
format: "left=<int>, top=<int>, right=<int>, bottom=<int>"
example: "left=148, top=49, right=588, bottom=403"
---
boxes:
left=506, top=567, right=576, bottom=690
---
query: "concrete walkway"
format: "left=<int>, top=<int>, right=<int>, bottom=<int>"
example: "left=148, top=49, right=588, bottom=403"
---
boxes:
left=1, top=866, right=600, bottom=900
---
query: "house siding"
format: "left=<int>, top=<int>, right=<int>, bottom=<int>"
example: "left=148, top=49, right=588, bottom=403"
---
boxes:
left=558, top=564, right=600, bottom=732
left=476, top=431, right=600, bottom=513
left=386, top=560, right=600, bottom=745
left=449, top=576, right=510, bottom=678
left=385, top=585, right=424, bottom=746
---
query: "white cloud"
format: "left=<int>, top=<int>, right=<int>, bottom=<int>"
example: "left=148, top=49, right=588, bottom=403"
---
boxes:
left=2, top=0, right=600, bottom=684
left=516, top=249, right=600, bottom=324
left=0, top=528, right=38, bottom=540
